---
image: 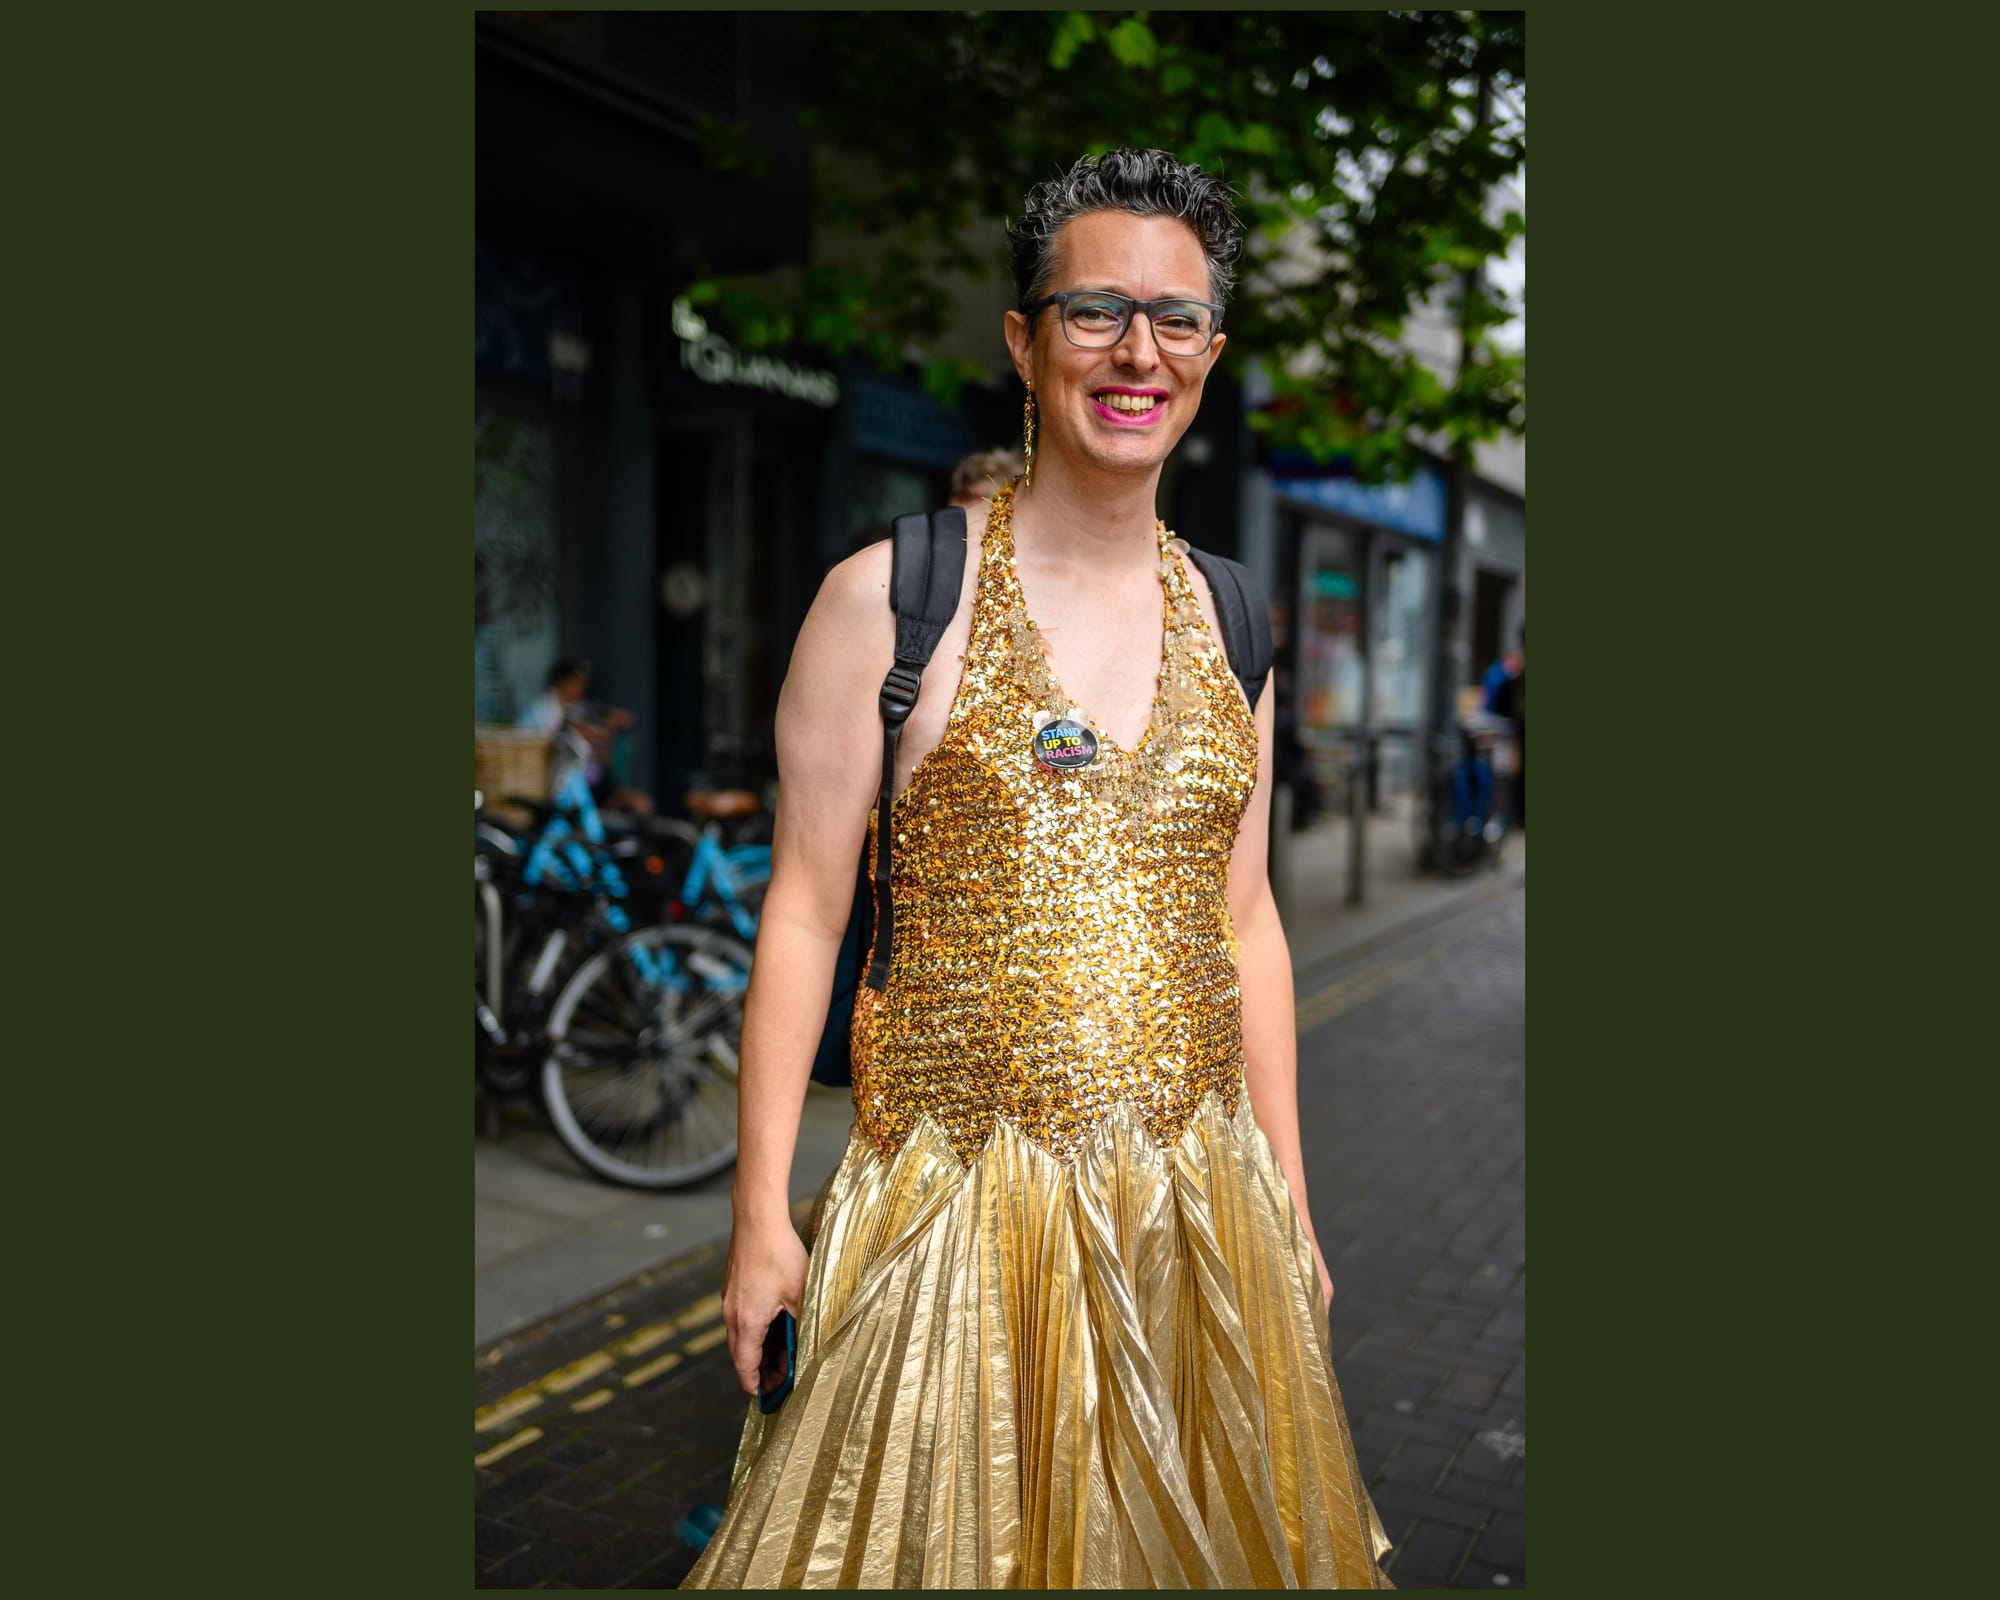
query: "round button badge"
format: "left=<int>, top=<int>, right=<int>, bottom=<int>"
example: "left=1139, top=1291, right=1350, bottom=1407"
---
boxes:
left=1033, top=717, right=1099, bottom=770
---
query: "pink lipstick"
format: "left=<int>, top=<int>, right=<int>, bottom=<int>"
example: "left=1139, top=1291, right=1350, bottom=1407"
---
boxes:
left=1090, top=387, right=1168, bottom=427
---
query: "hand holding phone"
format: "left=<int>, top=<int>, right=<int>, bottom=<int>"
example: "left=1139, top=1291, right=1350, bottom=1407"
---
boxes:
left=757, top=1309, right=797, bottom=1414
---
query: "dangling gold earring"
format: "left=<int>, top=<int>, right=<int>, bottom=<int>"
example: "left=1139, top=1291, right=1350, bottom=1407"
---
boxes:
left=1022, top=384, right=1036, bottom=489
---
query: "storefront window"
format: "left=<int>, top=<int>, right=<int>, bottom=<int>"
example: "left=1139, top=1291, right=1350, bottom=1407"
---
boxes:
left=1369, top=544, right=1432, bottom=801
left=1297, top=523, right=1363, bottom=799
left=1370, top=546, right=1431, bottom=726
left=475, top=395, right=560, bottom=724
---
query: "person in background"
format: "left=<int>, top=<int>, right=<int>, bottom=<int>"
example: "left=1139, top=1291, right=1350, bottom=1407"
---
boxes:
left=947, top=445, right=1025, bottom=510
left=1483, top=624, right=1526, bottom=829
left=517, top=656, right=654, bottom=815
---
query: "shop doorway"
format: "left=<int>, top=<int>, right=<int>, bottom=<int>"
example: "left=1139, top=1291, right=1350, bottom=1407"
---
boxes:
left=1471, top=566, right=1520, bottom=689
left=655, top=415, right=822, bottom=798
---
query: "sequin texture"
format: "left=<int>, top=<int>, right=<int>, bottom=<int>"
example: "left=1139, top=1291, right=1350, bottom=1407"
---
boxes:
left=852, top=482, right=1260, bottom=1165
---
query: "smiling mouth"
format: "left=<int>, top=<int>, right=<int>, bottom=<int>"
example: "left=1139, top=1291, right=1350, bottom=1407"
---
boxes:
left=1091, top=390, right=1166, bottom=422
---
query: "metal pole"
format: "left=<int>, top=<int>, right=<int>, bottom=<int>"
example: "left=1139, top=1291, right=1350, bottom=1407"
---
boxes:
left=1345, top=737, right=1367, bottom=906
left=1423, top=68, right=1490, bottom=873
left=1346, top=535, right=1374, bottom=907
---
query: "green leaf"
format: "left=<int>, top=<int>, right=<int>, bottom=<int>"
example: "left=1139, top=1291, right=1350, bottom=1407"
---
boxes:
left=920, top=355, right=988, bottom=410
left=1106, top=18, right=1157, bottom=70
left=1049, top=11, right=1095, bottom=70
left=1237, top=120, right=1280, bottom=155
left=1161, top=62, right=1196, bottom=94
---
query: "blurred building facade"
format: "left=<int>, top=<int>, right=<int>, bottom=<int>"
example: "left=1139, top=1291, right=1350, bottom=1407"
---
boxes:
left=473, top=12, right=1521, bottom=813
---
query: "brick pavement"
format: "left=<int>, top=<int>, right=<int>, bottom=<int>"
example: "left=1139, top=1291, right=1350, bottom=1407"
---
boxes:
left=1296, top=889, right=1527, bottom=1587
left=473, top=883, right=1526, bottom=1589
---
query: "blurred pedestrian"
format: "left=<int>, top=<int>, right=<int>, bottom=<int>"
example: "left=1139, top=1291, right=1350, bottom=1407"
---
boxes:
left=947, top=445, right=1025, bottom=510
left=517, top=656, right=654, bottom=815
left=688, top=147, right=1391, bottom=1591
left=1483, top=624, right=1526, bottom=829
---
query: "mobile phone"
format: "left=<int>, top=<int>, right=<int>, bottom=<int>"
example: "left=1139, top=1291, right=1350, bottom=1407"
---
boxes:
left=757, top=1309, right=797, bottom=1414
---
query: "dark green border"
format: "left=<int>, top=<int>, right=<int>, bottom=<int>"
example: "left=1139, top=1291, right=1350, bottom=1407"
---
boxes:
left=25, top=4, right=1892, bottom=1592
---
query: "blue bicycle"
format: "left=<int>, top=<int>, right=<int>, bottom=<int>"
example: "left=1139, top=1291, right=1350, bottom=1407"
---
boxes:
left=642, top=789, right=773, bottom=941
left=477, top=742, right=753, bottom=1188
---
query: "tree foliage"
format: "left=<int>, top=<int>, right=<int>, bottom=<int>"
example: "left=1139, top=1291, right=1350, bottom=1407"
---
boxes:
left=692, top=10, right=1526, bottom=480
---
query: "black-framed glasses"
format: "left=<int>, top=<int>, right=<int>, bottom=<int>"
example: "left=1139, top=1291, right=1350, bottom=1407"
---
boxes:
left=1027, top=290, right=1225, bottom=356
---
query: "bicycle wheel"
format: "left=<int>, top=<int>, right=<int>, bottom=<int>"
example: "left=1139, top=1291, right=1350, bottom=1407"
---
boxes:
left=542, top=924, right=750, bottom=1189
left=476, top=854, right=536, bottom=1096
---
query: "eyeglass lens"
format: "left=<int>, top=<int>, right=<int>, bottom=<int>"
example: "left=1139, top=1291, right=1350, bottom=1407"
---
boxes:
left=1061, top=294, right=1215, bottom=352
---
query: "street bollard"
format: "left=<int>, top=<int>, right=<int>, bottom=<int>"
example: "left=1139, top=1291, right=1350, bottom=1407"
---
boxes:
left=1345, top=738, right=1367, bottom=907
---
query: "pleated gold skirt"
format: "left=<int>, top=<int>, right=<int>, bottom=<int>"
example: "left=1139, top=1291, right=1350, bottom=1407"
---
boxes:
left=682, top=1093, right=1393, bottom=1588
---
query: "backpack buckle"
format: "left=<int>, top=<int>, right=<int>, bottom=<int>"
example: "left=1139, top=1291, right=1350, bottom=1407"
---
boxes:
left=879, top=661, right=924, bottom=721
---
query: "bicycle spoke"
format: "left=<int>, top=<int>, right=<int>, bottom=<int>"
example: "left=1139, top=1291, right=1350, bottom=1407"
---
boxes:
left=539, top=926, right=748, bottom=1186
left=583, top=973, right=648, bottom=1035
left=662, top=992, right=733, bottom=1045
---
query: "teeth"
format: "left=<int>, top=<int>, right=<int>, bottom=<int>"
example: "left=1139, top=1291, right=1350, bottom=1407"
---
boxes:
left=1096, top=393, right=1160, bottom=413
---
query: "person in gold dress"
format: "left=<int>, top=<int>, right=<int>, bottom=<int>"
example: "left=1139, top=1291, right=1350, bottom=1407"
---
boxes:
left=683, top=148, right=1393, bottom=1589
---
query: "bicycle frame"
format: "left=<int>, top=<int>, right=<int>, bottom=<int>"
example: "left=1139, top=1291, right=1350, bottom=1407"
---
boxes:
left=678, top=827, right=773, bottom=941
left=502, top=762, right=744, bottom=1003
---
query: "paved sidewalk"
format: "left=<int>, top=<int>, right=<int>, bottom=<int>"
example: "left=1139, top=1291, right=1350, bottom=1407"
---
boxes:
left=474, top=806, right=1522, bottom=1356
left=473, top=881, right=1527, bottom=1589
left=475, top=1085, right=853, bottom=1352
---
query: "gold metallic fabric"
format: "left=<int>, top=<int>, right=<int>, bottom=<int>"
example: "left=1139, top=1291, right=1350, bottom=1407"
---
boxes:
left=682, top=1098, right=1392, bottom=1587
left=684, top=491, right=1392, bottom=1587
left=850, top=484, right=1261, bottom=1166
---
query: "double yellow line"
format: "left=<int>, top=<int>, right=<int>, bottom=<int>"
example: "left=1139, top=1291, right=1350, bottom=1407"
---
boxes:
left=474, top=1290, right=730, bottom=1467
left=1293, top=943, right=1443, bottom=1035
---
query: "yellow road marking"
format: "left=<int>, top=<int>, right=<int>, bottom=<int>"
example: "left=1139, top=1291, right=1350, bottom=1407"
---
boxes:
left=683, top=1323, right=729, bottom=1357
left=570, top=1387, right=616, bottom=1413
left=1294, top=945, right=1442, bottom=1035
left=542, top=1350, right=616, bottom=1395
left=475, top=1286, right=730, bottom=1426
left=615, top=1320, right=680, bottom=1358
left=474, top=1390, right=545, bottom=1433
left=624, top=1351, right=684, bottom=1387
left=474, top=1426, right=543, bottom=1468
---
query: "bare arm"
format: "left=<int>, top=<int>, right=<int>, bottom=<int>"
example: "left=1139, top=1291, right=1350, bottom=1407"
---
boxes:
left=721, top=544, right=894, bottom=1394
left=1227, top=672, right=1335, bottom=1313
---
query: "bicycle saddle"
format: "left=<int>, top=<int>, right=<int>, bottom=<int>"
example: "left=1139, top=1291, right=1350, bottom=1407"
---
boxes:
left=685, top=788, right=760, bottom=820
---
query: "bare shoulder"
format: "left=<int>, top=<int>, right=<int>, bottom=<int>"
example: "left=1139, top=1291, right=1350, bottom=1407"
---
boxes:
left=817, top=539, right=893, bottom=624
left=812, top=505, right=987, bottom=635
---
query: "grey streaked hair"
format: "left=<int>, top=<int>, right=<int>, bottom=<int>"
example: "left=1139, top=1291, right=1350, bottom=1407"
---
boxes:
left=1006, top=148, right=1244, bottom=315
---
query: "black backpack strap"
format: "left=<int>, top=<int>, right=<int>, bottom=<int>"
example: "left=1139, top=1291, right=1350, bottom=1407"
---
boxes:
left=1184, top=547, right=1273, bottom=711
left=867, top=506, right=968, bottom=990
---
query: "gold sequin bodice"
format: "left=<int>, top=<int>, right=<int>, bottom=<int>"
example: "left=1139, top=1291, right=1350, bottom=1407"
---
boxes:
left=852, top=484, right=1259, bottom=1165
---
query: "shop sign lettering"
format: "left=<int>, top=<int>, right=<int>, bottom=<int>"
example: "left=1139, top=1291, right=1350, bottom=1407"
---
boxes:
left=672, top=296, right=839, bottom=409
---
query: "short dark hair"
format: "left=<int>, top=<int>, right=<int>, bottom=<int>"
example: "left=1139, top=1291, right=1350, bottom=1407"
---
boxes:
left=547, top=655, right=591, bottom=688
left=1007, top=148, right=1244, bottom=314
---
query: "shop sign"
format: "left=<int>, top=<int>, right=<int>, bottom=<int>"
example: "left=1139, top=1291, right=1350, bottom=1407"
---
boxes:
left=1272, top=463, right=1449, bottom=543
left=850, top=374, right=974, bottom=469
left=672, top=296, right=839, bottom=409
